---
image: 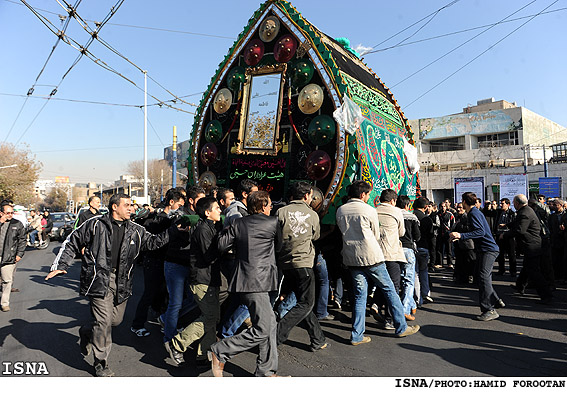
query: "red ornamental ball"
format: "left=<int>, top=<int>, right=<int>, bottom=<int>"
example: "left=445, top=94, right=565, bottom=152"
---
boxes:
left=200, top=143, right=218, bottom=167
left=305, top=150, right=331, bottom=181
left=244, top=39, right=265, bottom=66
left=274, top=34, right=297, bottom=63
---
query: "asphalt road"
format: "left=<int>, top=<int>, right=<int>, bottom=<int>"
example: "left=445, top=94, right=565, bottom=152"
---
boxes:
left=1, top=242, right=566, bottom=378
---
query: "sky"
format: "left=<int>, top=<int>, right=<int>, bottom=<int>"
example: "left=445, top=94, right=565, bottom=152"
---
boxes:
left=1, top=0, right=566, bottom=184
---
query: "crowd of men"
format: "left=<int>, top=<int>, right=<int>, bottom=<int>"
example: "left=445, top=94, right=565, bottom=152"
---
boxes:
left=2, top=179, right=562, bottom=377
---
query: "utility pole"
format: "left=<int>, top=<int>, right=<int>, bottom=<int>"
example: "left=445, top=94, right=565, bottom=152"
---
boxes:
left=172, top=126, right=177, bottom=188
left=523, top=144, right=528, bottom=175
left=143, top=70, right=149, bottom=204
left=543, top=144, right=548, bottom=177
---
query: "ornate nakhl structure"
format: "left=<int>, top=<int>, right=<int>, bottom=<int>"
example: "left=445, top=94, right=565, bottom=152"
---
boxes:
left=188, top=0, right=419, bottom=223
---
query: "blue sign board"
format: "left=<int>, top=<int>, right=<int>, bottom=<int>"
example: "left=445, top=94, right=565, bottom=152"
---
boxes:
left=538, top=177, right=561, bottom=198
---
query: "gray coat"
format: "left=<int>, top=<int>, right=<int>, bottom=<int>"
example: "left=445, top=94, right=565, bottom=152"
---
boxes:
left=336, top=198, right=385, bottom=267
left=218, top=213, right=282, bottom=293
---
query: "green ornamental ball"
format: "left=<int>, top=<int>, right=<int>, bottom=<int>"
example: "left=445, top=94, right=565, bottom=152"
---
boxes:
left=308, top=115, right=336, bottom=146
left=290, top=58, right=314, bottom=88
left=226, top=66, right=246, bottom=91
left=205, top=120, right=223, bottom=143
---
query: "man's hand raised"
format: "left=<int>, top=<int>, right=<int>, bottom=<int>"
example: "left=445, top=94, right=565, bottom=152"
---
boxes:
left=45, top=270, right=67, bottom=281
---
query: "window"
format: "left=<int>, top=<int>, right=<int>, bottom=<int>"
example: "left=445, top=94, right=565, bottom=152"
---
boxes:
left=428, top=137, right=464, bottom=152
left=477, top=131, right=518, bottom=148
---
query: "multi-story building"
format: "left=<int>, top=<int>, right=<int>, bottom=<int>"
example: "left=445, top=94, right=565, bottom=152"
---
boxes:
left=410, top=98, right=566, bottom=202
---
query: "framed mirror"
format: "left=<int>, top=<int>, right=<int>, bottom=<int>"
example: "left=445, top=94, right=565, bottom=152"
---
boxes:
left=237, top=63, right=287, bottom=155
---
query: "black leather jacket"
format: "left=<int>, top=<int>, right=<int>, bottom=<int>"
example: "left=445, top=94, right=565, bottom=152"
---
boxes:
left=218, top=213, right=282, bottom=293
left=505, top=205, right=541, bottom=255
left=0, top=219, right=26, bottom=265
left=50, top=214, right=170, bottom=304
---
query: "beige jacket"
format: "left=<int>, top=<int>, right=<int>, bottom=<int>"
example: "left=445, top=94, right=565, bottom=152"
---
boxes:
left=375, top=203, right=407, bottom=263
left=336, top=198, right=385, bottom=267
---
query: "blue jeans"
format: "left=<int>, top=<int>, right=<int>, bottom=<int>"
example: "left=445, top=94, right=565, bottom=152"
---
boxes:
left=276, top=291, right=296, bottom=319
left=29, top=229, right=39, bottom=244
left=416, top=248, right=431, bottom=305
left=162, top=261, right=196, bottom=342
left=314, top=253, right=330, bottom=318
left=219, top=303, right=250, bottom=338
left=401, top=248, right=417, bottom=315
left=476, top=251, right=501, bottom=313
left=349, top=263, right=407, bottom=341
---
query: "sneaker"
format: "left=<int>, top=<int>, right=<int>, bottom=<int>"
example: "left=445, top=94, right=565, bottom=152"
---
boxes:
left=397, top=325, right=420, bottom=337
left=424, top=296, right=434, bottom=303
left=509, top=284, right=524, bottom=295
left=351, top=336, right=371, bottom=346
left=405, top=314, right=415, bottom=321
left=476, top=310, right=499, bottom=321
left=164, top=341, right=185, bottom=366
left=79, top=329, right=92, bottom=357
left=1, top=305, right=10, bottom=312
left=157, top=315, right=165, bottom=333
left=94, top=362, right=114, bottom=377
left=318, top=314, right=335, bottom=321
left=384, top=320, right=395, bottom=330
left=130, top=327, right=150, bottom=337
left=494, top=299, right=505, bottom=309
left=310, top=342, right=329, bottom=352
left=333, top=299, right=342, bottom=310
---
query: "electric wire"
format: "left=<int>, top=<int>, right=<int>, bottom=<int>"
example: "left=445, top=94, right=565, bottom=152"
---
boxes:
left=391, top=0, right=537, bottom=89
left=403, top=0, right=559, bottom=110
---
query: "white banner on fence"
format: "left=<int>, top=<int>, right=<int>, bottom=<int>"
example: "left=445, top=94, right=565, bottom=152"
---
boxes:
left=500, top=174, right=528, bottom=209
left=454, top=177, right=485, bottom=206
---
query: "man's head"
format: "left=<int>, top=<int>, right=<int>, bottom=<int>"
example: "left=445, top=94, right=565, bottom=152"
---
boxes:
left=290, top=181, right=313, bottom=204
left=513, top=194, right=528, bottom=211
left=456, top=202, right=465, bottom=215
left=163, top=189, right=186, bottom=213
left=439, top=202, right=447, bottom=212
left=43, top=211, right=50, bottom=217
left=396, top=195, right=411, bottom=211
left=0, top=202, right=14, bottom=222
left=552, top=199, right=565, bottom=213
left=537, top=194, right=546, bottom=205
left=413, top=196, right=429, bottom=211
left=217, top=188, right=235, bottom=212
left=461, top=192, right=477, bottom=211
left=237, top=179, right=259, bottom=205
left=379, top=189, right=398, bottom=206
left=347, top=180, right=372, bottom=203
left=30, top=209, right=36, bottom=217
left=247, top=190, right=272, bottom=216
left=195, top=196, right=221, bottom=222
left=500, top=198, right=511, bottom=211
left=187, top=185, right=206, bottom=212
left=475, top=198, right=482, bottom=209
left=109, top=193, right=133, bottom=221
left=88, top=196, right=101, bottom=211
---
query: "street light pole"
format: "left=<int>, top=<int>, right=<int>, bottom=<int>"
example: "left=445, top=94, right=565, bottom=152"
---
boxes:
left=172, top=126, right=177, bottom=188
left=143, top=70, right=149, bottom=203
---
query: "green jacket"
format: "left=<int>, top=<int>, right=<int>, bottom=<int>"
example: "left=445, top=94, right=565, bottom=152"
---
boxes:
left=276, top=200, right=320, bottom=270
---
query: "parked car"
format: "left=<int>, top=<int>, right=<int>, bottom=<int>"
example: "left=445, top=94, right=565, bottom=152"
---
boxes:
left=49, top=212, right=76, bottom=241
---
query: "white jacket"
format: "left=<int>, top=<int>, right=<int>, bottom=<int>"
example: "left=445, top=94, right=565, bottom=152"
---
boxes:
left=336, top=198, right=385, bottom=267
left=375, top=203, right=406, bottom=263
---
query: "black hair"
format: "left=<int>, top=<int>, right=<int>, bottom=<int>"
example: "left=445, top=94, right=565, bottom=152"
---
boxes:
left=462, top=192, right=477, bottom=207
left=217, top=188, right=234, bottom=203
left=396, top=195, right=411, bottom=209
left=500, top=198, right=510, bottom=205
left=109, top=193, right=130, bottom=212
left=247, top=191, right=270, bottom=214
left=1, top=201, right=12, bottom=213
left=195, top=196, right=217, bottom=219
left=237, top=179, right=258, bottom=200
left=413, top=196, right=429, bottom=210
left=187, top=185, right=205, bottom=200
left=347, top=180, right=372, bottom=199
left=88, top=195, right=99, bottom=205
left=164, top=189, right=185, bottom=205
left=379, top=189, right=397, bottom=203
left=290, top=181, right=313, bottom=201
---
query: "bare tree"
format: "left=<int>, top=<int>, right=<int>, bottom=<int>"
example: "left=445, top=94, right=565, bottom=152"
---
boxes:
left=40, top=187, right=68, bottom=212
left=125, top=159, right=183, bottom=203
left=0, top=143, right=42, bottom=206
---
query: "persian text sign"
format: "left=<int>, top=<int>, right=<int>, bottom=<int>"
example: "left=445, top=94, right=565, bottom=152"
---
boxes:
left=454, top=177, right=485, bottom=205
left=500, top=174, right=527, bottom=209
left=229, top=157, right=286, bottom=201
left=538, top=177, right=561, bottom=198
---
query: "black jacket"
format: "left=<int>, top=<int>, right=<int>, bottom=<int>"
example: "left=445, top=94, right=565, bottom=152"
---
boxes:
left=493, top=208, right=515, bottom=234
left=218, top=213, right=282, bottom=293
left=43, top=215, right=53, bottom=232
left=400, top=210, right=421, bottom=250
left=505, top=205, right=541, bottom=255
left=0, top=219, right=26, bottom=265
left=413, top=209, right=433, bottom=250
left=50, top=214, right=170, bottom=304
left=74, top=208, right=100, bottom=229
left=165, top=208, right=196, bottom=265
left=548, top=212, right=565, bottom=248
left=144, top=211, right=173, bottom=261
left=189, top=218, right=221, bottom=286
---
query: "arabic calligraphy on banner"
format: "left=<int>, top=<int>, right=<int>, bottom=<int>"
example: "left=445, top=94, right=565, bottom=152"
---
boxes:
left=229, top=157, right=287, bottom=201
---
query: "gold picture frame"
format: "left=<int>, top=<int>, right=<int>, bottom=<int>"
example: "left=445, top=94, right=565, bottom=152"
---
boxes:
left=236, top=63, right=287, bottom=155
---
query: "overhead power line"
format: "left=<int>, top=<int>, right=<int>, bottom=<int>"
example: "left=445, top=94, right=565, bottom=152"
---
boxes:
left=403, top=0, right=560, bottom=110
left=391, top=0, right=537, bottom=89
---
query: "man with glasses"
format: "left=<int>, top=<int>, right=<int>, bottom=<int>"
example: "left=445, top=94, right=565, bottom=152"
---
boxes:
left=0, top=201, right=26, bottom=312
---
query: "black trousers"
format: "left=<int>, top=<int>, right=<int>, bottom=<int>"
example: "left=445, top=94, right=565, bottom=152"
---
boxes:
left=516, top=251, right=553, bottom=300
left=276, top=267, right=325, bottom=348
left=131, top=256, right=166, bottom=329
left=496, top=235, right=517, bottom=275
